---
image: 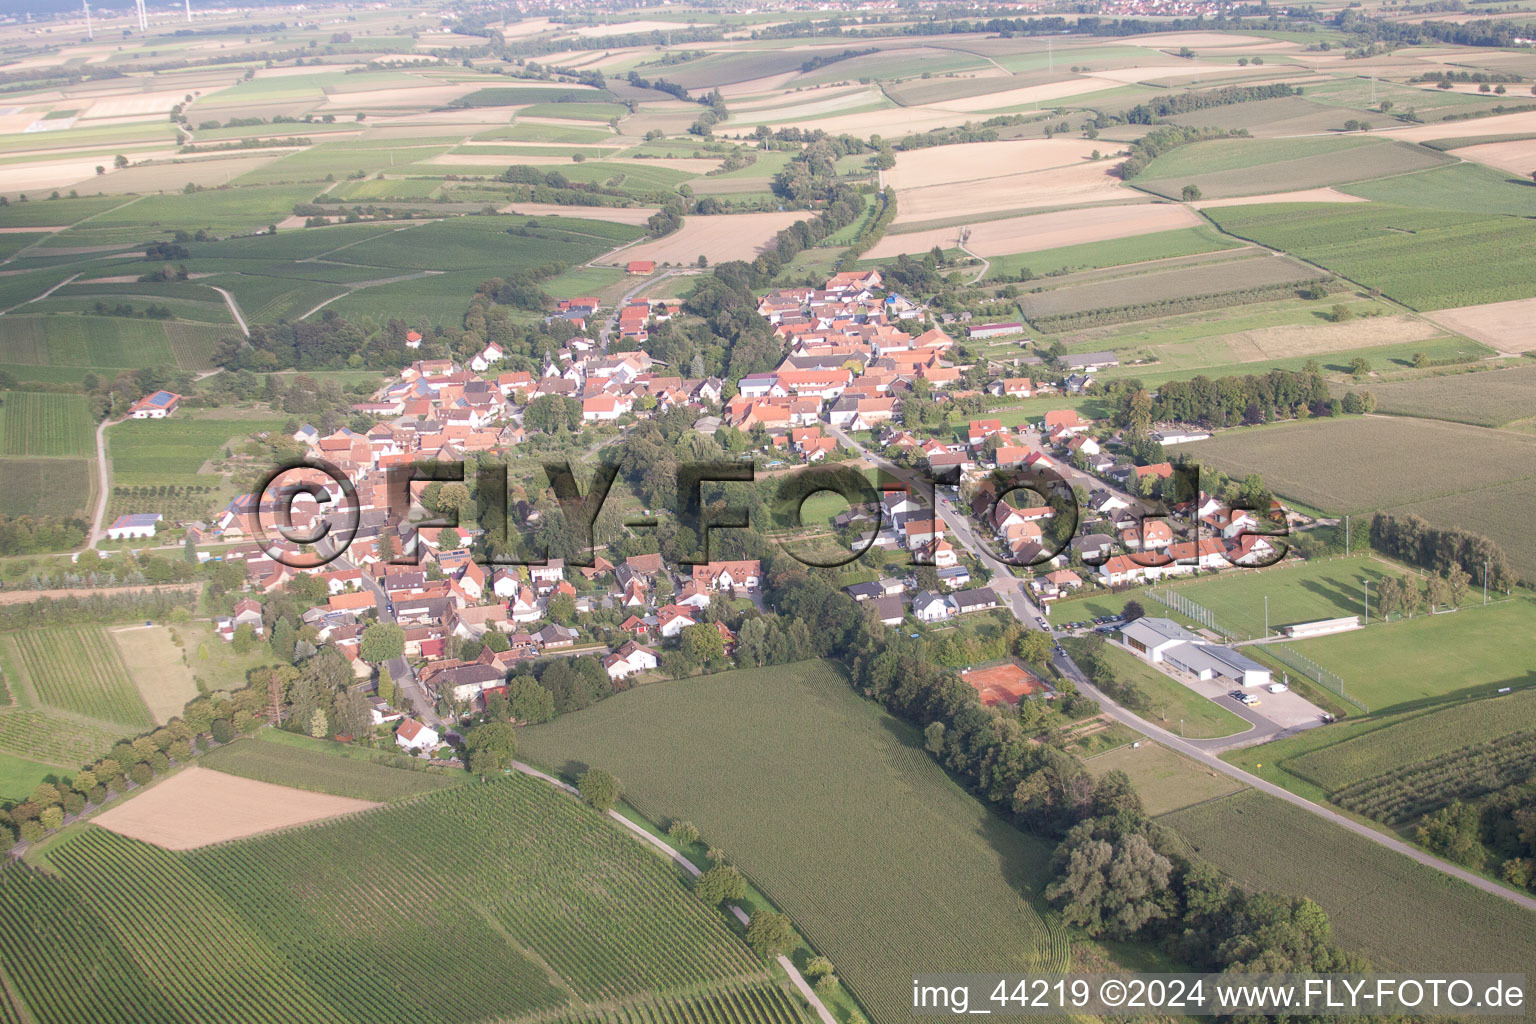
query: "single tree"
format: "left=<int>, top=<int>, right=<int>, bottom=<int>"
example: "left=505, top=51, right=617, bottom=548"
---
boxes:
left=668, top=820, right=700, bottom=847
left=463, top=721, right=518, bottom=776
left=694, top=864, right=747, bottom=906
left=1181, top=184, right=1202, bottom=202
left=744, top=911, right=796, bottom=959
left=578, top=768, right=620, bottom=813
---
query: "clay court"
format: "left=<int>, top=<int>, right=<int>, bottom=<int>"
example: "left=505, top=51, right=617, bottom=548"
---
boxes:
left=615, top=210, right=804, bottom=264
left=868, top=202, right=1199, bottom=259
left=93, top=766, right=380, bottom=849
left=961, top=663, right=1046, bottom=707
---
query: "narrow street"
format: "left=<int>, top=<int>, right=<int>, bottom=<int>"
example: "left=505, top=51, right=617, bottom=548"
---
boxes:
left=357, top=565, right=444, bottom=728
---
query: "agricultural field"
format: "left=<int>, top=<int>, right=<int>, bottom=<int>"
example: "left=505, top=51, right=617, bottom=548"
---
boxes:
left=0, top=626, right=153, bottom=731
left=1136, top=137, right=1451, bottom=200
left=0, top=776, right=807, bottom=1024
left=198, top=732, right=464, bottom=803
left=518, top=660, right=1071, bottom=1024
left=107, top=625, right=201, bottom=724
left=983, top=226, right=1243, bottom=281
left=107, top=413, right=289, bottom=488
left=1162, top=789, right=1536, bottom=974
left=1206, top=202, right=1536, bottom=310
left=1342, top=364, right=1536, bottom=427
left=615, top=211, right=803, bottom=266
left=0, top=315, right=219, bottom=383
left=0, top=457, right=93, bottom=517
left=1181, top=415, right=1536, bottom=516
left=0, top=391, right=92, bottom=457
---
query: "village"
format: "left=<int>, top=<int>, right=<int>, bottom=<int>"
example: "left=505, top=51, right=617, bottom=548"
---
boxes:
left=102, top=262, right=1315, bottom=754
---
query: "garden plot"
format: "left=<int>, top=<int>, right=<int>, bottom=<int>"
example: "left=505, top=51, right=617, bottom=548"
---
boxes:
left=870, top=202, right=1200, bottom=259
left=93, top=766, right=381, bottom=849
left=614, top=210, right=804, bottom=265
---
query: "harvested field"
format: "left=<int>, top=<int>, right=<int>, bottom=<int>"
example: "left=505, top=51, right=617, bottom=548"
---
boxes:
left=894, top=161, right=1131, bottom=223
left=1191, top=187, right=1369, bottom=209
left=885, top=138, right=1106, bottom=192
left=615, top=210, right=804, bottom=264
left=1384, top=109, right=1536, bottom=142
left=1447, top=137, right=1536, bottom=175
left=497, top=201, right=661, bottom=224
left=1426, top=296, right=1536, bottom=354
left=93, top=766, right=380, bottom=849
left=870, top=202, right=1201, bottom=259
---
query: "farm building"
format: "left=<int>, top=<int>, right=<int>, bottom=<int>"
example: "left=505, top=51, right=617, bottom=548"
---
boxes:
left=1064, top=351, right=1119, bottom=372
left=626, top=260, right=655, bottom=275
left=968, top=322, right=1025, bottom=340
left=106, top=513, right=162, bottom=540
left=128, top=390, right=181, bottom=418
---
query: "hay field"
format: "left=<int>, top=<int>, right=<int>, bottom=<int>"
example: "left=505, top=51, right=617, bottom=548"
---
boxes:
left=616, top=210, right=804, bottom=264
left=1084, top=742, right=1244, bottom=815
left=870, top=202, right=1201, bottom=259
left=894, top=161, right=1131, bottom=222
left=94, top=766, right=381, bottom=849
left=1426, top=296, right=1536, bottom=354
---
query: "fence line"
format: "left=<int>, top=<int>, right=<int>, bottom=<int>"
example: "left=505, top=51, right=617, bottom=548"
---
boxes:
left=1268, top=642, right=1369, bottom=713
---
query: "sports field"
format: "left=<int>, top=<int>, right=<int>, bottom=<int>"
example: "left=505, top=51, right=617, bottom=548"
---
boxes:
left=1162, top=789, right=1536, bottom=974
left=1150, top=554, right=1398, bottom=640
left=518, top=660, right=1070, bottom=1024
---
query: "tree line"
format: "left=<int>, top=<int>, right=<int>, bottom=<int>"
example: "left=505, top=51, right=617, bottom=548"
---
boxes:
left=1370, top=511, right=1517, bottom=589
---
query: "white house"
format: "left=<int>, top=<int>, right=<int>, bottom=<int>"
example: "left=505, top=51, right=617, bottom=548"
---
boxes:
left=603, top=641, right=659, bottom=681
left=107, top=513, right=162, bottom=541
left=656, top=605, right=697, bottom=638
left=912, top=590, right=955, bottom=623
left=395, top=718, right=440, bottom=753
left=510, top=586, right=541, bottom=623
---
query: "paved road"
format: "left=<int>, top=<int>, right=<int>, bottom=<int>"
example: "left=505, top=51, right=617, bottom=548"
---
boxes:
left=828, top=425, right=1536, bottom=912
left=359, top=569, right=443, bottom=728
left=511, top=761, right=837, bottom=1024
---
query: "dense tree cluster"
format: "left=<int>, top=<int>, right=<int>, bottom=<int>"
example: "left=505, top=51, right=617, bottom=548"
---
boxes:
left=1370, top=511, right=1517, bottom=589
left=1121, top=83, right=1300, bottom=124
left=1113, top=367, right=1329, bottom=428
left=1116, top=125, right=1250, bottom=180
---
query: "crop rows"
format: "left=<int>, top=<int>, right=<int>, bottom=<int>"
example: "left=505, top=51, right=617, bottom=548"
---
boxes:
left=0, top=708, right=122, bottom=766
left=519, top=661, right=1071, bottom=1024
left=543, top=984, right=810, bottom=1024
left=0, top=777, right=778, bottom=1024
left=0, top=392, right=92, bottom=458
left=1334, top=730, right=1536, bottom=825
left=1283, top=689, right=1536, bottom=793
left=3, top=628, right=153, bottom=729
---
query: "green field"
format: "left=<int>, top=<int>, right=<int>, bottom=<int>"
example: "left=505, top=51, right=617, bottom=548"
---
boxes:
left=0, top=627, right=153, bottom=731
left=1182, top=416, right=1536, bottom=515
left=1083, top=741, right=1244, bottom=815
left=1206, top=202, right=1536, bottom=310
left=1138, top=137, right=1450, bottom=200
left=0, top=457, right=93, bottom=516
left=0, top=315, right=221, bottom=379
left=1148, top=554, right=1398, bottom=641
left=519, top=660, right=1069, bottom=1024
left=1017, top=250, right=1323, bottom=320
left=1341, top=365, right=1536, bottom=428
left=108, top=413, right=287, bottom=487
left=982, top=227, right=1243, bottom=281
left=1340, top=160, right=1536, bottom=217
left=0, top=777, right=808, bottom=1024
left=0, top=392, right=92, bottom=457
left=199, top=732, right=464, bottom=802
left=1162, top=789, right=1536, bottom=973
